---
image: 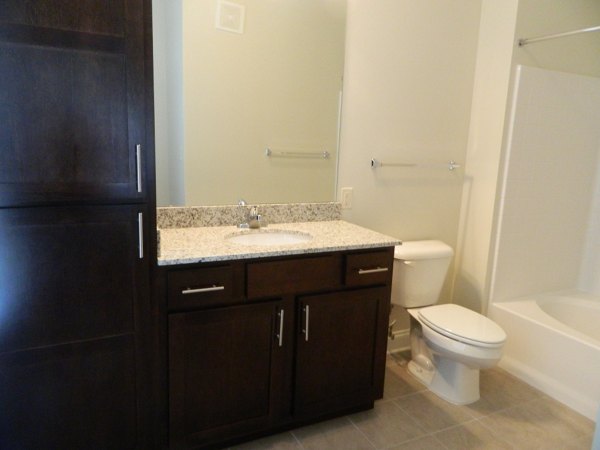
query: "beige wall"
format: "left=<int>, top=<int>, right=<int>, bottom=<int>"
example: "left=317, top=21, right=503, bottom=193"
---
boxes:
left=337, top=0, right=482, bottom=347
left=182, top=0, right=345, bottom=205
left=452, top=0, right=519, bottom=313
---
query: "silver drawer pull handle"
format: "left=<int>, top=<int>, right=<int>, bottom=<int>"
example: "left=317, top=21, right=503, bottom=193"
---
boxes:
left=137, top=212, right=144, bottom=259
left=277, top=309, right=285, bottom=347
left=302, top=305, right=310, bottom=342
left=136, top=144, right=143, bottom=193
left=358, top=267, right=389, bottom=275
left=181, top=285, right=225, bottom=295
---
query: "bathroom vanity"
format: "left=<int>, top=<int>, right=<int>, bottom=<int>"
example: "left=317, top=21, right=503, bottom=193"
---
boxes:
left=0, top=1, right=397, bottom=447
left=158, top=217, right=399, bottom=449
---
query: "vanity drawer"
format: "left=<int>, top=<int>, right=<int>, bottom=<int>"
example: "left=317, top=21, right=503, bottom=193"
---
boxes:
left=344, top=249, right=393, bottom=287
left=247, top=254, right=341, bottom=299
left=168, top=266, right=239, bottom=310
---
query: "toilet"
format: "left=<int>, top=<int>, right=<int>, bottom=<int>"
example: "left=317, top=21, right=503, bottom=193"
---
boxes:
left=392, top=240, right=506, bottom=405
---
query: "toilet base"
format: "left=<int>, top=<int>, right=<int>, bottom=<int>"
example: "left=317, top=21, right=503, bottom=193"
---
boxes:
left=409, top=355, right=480, bottom=405
left=407, top=360, right=434, bottom=386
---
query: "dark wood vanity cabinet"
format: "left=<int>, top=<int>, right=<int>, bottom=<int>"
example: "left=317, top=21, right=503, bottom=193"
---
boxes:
left=0, top=1, right=156, bottom=448
left=168, top=299, right=294, bottom=450
left=0, top=205, right=153, bottom=449
left=294, top=287, right=389, bottom=418
left=0, top=0, right=149, bottom=206
left=166, top=248, right=393, bottom=449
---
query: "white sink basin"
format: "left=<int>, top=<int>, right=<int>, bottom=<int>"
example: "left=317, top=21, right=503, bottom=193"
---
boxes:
left=225, top=230, right=313, bottom=246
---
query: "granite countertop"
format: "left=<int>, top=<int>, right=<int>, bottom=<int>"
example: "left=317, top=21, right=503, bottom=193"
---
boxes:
left=158, top=220, right=400, bottom=266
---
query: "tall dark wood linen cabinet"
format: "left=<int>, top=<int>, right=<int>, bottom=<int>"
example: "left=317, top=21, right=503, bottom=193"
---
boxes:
left=0, top=1, right=157, bottom=448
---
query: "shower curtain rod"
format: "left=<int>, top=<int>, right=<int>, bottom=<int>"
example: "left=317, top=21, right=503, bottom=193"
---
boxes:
left=518, top=25, right=600, bottom=46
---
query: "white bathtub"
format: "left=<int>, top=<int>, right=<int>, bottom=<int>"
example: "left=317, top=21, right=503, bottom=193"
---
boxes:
left=490, top=290, right=600, bottom=421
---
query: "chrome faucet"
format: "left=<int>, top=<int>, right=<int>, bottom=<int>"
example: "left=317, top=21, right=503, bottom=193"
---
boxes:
left=237, top=201, right=267, bottom=229
left=247, top=206, right=266, bottom=229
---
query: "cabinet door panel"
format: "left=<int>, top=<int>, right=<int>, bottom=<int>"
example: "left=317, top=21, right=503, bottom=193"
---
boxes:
left=0, top=335, right=137, bottom=450
left=0, top=0, right=127, bottom=36
left=0, top=205, right=144, bottom=353
left=0, top=44, right=128, bottom=184
left=0, top=0, right=145, bottom=205
left=169, top=301, right=285, bottom=448
left=295, top=288, right=385, bottom=417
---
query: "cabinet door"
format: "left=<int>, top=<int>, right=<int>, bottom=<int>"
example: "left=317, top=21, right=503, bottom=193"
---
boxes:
left=0, top=0, right=148, bottom=205
left=294, top=287, right=388, bottom=418
left=0, top=205, right=149, bottom=449
left=169, top=300, right=291, bottom=449
left=0, top=336, right=137, bottom=450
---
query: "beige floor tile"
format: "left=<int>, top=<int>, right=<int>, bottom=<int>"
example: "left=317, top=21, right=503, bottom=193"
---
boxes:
left=384, top=356, right=427, bottom=400
left=478, top=397, right=594, bottom=449
left=229, top=354, right=595, bottom=450
left=465, top=367, right=545, bottom=417
left=518, top=396, right=594, bottom=446
left=348, top=400, right=427, bottom=448
left=228, top=431, right=301, bottom=449
left=292, top=417, right=375, bottom=450
left=566, top=433, right=598, bottom=450
left=393, top=391, right=476, bottom=433
left=383, top=367, right=425, bottom=401
left=478, top=408, right=558, bottom=449
left=387, top=435, right=447, bottom=450
left=433, top=420, right=513, bottom=449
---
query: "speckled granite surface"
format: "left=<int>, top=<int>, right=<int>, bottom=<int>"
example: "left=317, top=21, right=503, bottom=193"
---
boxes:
left=158, top=220, right=400, bottom=266
left=157, top=202, right=341, bottom=229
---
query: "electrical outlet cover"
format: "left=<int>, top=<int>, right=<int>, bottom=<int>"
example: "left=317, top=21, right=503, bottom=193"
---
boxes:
left=341, top=187, right=353, bottom=209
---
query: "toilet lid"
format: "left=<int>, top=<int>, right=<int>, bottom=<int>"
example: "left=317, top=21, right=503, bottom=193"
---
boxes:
left=418, top=304, right=506, bottom=348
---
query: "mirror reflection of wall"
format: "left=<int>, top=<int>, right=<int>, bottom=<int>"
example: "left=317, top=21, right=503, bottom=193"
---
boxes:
left=153, top=0, right=347, bottom=206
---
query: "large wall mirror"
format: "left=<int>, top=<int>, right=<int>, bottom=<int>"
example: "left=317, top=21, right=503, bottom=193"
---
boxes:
left=153, top=0, right=347, bottom=206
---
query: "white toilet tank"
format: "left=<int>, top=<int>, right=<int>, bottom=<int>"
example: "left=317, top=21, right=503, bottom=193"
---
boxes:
left=391, top=240, right=454, bottom=308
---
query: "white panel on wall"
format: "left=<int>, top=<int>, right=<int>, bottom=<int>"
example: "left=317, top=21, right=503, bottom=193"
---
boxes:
left=492, top=66, right=600, bottom=301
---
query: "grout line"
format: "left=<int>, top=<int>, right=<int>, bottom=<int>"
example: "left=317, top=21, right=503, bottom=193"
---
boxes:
left=474, top=416, right=519, bottom=449
left=429, top=418, right=479, bottom=435
left=376, top=431, right=450, bottom=450
left=346, top=417, right=378, bottom=449
left=430, top=433, right=453, bottom=450
left=470, top=393, right=548, bottom=421
left=289, top=430, right=305, bottom=449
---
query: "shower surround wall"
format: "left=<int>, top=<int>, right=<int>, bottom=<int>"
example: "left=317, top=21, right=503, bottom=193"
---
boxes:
left=487, top=65, right=600, bottom=420
left=491, top=65, right=600, bottom=301
left=580, top=153, right=600, bottom=295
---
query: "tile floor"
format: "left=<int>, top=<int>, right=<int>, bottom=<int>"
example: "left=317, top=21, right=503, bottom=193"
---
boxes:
left=230, top=353, right=596, bottom=449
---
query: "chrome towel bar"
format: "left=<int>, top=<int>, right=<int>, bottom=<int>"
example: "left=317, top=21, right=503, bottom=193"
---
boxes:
left=266, top=148, right=330, bottom=159
left=371, top=158, right=461, bottom=171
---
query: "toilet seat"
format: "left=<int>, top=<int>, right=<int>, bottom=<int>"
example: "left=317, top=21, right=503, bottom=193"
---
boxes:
left=417, top=304, right=506, bottom=348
